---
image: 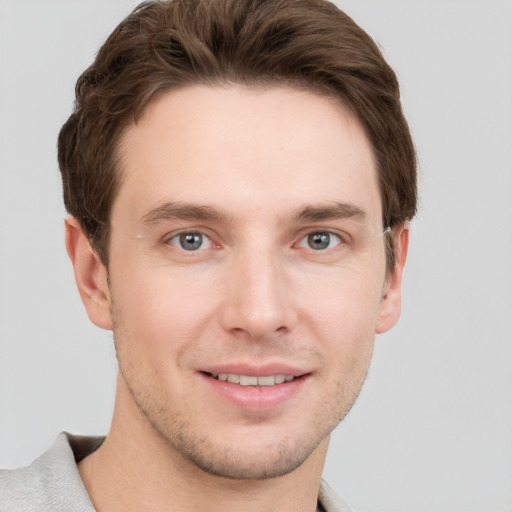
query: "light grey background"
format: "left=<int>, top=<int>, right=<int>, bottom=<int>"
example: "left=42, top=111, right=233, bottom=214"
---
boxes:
left=1, top=1, right=511, bottom=511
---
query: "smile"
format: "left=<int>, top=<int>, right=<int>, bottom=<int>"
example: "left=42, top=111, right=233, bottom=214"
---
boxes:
left=209, top=373, right=295, bottom=386
left=202, top=369, right=308, bottom=410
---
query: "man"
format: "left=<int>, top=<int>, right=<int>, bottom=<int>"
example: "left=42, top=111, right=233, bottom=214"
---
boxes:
left=0, top=0, right=416, bottom=510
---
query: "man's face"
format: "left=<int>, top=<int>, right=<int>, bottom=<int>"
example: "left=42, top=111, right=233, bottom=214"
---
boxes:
left=103, top=85, right=396, bottom=479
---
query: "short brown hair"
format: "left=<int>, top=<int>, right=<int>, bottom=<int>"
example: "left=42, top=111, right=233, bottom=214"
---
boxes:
left=58, top=0, right=417, bottom=269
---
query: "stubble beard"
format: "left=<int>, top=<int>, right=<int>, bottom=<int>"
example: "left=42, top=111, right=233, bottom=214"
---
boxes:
left=111, top=301, right=373, bottom=481
left=116, top=351, right=369, bottom=481
left=123, top=380, right=328, bottom=480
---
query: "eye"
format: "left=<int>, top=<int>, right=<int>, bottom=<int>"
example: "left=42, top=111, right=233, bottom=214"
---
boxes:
left=298, top=231, right=342, bottom=251
left=166, top=232, right=212, bottom=251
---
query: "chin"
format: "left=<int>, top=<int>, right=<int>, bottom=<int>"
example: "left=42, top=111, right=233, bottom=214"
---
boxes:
left=141, top=403, right=339, bottom=481
left=168, top=433, right=326, bottom=480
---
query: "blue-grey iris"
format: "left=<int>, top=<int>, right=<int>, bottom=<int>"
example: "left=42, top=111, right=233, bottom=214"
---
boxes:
left=179, top=233, right=203, bottom=250
left=307, top=232, right=331, bottom=250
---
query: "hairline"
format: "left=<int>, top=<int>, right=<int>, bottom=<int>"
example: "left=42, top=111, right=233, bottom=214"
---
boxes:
left=102, top=79, right=379, bottom=254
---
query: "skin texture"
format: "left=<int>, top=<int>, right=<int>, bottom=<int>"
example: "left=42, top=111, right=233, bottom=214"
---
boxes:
left=66, top=85, right=408, bottom=512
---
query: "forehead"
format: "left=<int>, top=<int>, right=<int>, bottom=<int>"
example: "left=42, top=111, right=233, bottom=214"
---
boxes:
left=113, top=84, right=380, bottom=227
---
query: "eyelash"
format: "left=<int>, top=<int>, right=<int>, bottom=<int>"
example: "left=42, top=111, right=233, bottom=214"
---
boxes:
left=165, top=231, right=214, bottom=251
left=163, top=229, right=346, bottom=253
left=296, top=231, right=343, bottom=251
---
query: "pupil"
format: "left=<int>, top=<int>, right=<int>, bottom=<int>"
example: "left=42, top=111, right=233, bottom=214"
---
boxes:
left=180, top=233, right=202, bottom=250
left=308, top=232, right=330, bottom=250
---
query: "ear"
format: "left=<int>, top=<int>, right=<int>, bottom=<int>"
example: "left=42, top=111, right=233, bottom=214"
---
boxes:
left=375, top=223, right=409, bottom=334
left=65, top=216, right=113, bottom=330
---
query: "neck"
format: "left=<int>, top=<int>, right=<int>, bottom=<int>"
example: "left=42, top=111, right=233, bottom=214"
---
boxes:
left=78, top=378, right=329, bottom=512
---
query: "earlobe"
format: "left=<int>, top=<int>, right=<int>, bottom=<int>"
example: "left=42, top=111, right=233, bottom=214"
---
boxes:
left=375, top=223, right=409, bottom=334
left=65, top=216, right=113, bottom=330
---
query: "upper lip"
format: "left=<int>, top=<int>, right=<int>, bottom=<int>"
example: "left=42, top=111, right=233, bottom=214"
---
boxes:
left=200, top=363, right=312, bottom=377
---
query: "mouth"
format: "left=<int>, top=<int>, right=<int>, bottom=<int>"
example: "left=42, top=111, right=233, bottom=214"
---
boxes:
left=200, top=368, right=310, bottom=410
left=207, top=372, right=297, bottom=387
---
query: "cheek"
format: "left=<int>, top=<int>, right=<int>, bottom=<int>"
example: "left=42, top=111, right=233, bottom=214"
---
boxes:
left=109, top=263, right=219, bottom=358
left=301, top=266, right=384, bottom=327
left=298, top=270, right=381, bottom=367
left=111, top=260, right=228, bottom=368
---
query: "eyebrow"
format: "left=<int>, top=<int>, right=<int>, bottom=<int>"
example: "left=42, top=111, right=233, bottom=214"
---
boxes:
left=140, top=201, right=366, bottom=226
left=141, top=202, right=231, bottom=225
left=291, top=202, right=367, bottom=223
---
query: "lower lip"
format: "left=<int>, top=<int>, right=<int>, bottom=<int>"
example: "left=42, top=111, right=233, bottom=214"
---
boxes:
left=200, top=373, right=308, bottom=411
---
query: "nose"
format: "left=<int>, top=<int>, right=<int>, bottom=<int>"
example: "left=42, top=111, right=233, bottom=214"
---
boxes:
left=219, top=248, right=298, bottom=340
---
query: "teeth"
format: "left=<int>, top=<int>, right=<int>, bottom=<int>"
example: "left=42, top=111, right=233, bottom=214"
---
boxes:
left=240, top=375, right=258, bottom=386
left=257, top=376, right=275, bottom=386
left=212, top=373, right=295, bottom=386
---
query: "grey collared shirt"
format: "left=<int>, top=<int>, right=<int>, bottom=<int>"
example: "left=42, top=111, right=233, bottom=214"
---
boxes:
left=0, top=433, right=354, bottom=512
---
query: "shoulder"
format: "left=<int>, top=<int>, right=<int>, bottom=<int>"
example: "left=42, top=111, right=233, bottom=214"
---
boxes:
left=318, top=479, right=356, bottom=512
left=0, top=433, right=102, bottom=512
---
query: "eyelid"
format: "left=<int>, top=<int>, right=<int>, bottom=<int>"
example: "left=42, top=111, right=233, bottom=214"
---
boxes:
left=160, top=226, right=352, bottom=252
left=162, top=229, right=216, bottom=250
left=294, top=227, right=350, bottom=244
left=295, top=230, right=345, bottom=250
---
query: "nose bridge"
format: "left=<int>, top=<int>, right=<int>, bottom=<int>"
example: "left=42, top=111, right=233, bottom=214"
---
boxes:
left=220, top=242, right=296, bottom=339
